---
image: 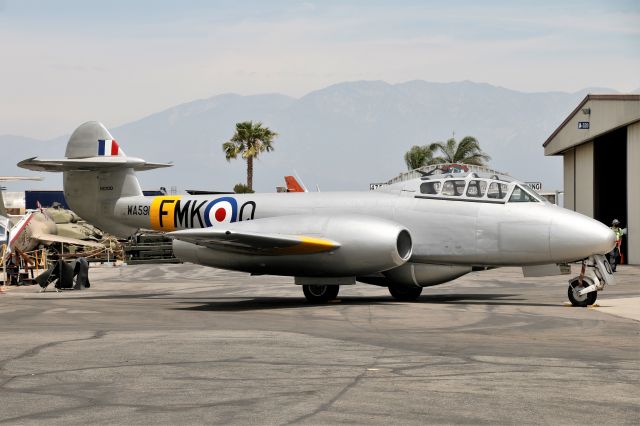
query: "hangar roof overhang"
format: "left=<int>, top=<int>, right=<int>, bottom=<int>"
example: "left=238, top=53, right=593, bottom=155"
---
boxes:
left=543, top=94, right=640, bottom=156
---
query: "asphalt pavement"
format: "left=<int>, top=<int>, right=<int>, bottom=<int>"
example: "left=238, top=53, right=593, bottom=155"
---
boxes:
left=0, top=263, right=638, bottom=425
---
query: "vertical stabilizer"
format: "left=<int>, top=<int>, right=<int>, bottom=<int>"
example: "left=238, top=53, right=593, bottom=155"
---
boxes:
left=65, top=121, right=127, bottom=159
left=63, top=122, right=141, bottom=236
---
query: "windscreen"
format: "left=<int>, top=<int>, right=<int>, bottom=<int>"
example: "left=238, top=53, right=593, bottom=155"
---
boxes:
left=521, top=185, right=546, bottom=203
left=509, top=185, right=539, bottom=202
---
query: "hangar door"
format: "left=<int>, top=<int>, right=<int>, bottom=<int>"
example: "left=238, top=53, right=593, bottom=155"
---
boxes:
left=593, top=127, right=627, bottom=261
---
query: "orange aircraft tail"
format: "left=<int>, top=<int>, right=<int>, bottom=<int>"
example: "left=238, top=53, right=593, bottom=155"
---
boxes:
left=284, top=176, right=306, bottom=193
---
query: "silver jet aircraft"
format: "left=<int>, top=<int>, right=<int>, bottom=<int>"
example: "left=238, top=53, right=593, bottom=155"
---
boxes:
left=19, top=122, right=616, bottom=305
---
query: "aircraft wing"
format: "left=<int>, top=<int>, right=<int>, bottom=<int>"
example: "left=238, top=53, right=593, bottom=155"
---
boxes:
left=32, top=232, right=104, bottom=249
left=169, top=228, right=340, bottom=255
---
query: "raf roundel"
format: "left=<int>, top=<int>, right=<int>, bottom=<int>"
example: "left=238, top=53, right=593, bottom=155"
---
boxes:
left=203, top=197, right=238, bottom=227
left=215, top=208, right=226, bottom=222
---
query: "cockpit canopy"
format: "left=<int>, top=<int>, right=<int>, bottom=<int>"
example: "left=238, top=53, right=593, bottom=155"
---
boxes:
left=417, top=173, right=544, bottom=203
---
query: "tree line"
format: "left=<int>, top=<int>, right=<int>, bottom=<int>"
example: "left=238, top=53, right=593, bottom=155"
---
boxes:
left=221, top=121, right=491, bottom=192
left=404, top=136, right=490, bottom=170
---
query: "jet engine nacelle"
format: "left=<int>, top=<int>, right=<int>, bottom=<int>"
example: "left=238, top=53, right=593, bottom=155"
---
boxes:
left=384, top=263, right=472, bottom=287
left=172, top=215, right=413, bottom=277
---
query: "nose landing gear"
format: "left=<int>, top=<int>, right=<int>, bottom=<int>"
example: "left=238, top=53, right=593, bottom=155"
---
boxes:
left=568, top=279, right=598, bottom=307
left=567, top=255, right=615, bottom=307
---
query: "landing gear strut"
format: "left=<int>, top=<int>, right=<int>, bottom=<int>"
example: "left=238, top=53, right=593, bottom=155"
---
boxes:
left=567, top=255, right=614, bottom=307
left=302, top=284, right=340, bottom=303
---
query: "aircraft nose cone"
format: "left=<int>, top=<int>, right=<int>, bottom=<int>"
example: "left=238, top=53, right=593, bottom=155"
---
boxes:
left=550, top=210, right=616, bottom=262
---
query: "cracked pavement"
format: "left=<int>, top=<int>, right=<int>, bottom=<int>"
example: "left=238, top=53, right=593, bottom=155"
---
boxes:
left=0, top=264, right=639, bottom=424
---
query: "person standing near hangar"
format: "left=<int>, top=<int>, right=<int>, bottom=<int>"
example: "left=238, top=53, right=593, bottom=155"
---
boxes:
left=609, top=219, right=624, bottom=271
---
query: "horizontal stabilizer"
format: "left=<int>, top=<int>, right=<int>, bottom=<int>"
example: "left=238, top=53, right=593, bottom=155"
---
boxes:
left=169, top=228, right=340, bottom=255
left=0, top=176, right=43, bottom=182
left=18, top=157, right=172, bottom=172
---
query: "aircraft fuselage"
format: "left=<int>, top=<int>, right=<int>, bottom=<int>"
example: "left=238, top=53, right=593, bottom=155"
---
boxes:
left=113, top=190, right=612, bottom=267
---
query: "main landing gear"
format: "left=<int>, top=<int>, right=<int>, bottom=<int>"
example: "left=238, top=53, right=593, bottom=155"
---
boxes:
left=567, top=254, right=615, bottom=307
left=302, top=284, right=340, bottom=303
left=388, top=284, right=423, bottom=301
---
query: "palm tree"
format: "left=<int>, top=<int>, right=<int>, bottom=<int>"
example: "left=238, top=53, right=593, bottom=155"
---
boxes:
left=404, top=145, right=437, bottom=170
left=222, top=121, right=278, bottom=191
left=430, top=136, right=490, bottom=166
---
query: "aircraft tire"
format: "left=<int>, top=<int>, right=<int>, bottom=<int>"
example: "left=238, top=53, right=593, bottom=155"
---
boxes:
left=567, top=280, right=598, bottom=307
left=388, top=284, right=422, bottom=301
left=302, top=285, right=340, bottom=303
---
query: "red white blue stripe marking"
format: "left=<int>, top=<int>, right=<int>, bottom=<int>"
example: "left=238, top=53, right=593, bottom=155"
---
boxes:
left=7, top=211, right=34, bottom=254
left=98, top=139, right=120, bottom=156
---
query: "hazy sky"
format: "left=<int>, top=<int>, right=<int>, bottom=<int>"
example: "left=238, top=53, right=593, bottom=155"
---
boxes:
left=1, top=0, right=638, bottom=138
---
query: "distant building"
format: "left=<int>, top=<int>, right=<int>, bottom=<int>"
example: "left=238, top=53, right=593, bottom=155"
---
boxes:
left=543, top=94, right=640, bottom=265
left=25, top=190, right=69, bottom=210
left=2, top=191, right=26, bottom=215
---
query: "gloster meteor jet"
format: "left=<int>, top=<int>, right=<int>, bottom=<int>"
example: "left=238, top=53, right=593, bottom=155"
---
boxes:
left=19, top=122, right=616, bottom=306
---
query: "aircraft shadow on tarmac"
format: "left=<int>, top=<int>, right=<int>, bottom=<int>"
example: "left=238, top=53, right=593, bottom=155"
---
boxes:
left=23, top=292, right=560, bottom=310
left=25, top=293, right=170, bottom=300
left=172, top=293, right=560, bottom=312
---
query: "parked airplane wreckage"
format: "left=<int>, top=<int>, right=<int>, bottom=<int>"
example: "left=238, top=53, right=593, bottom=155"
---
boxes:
left=1, top=177, right=113, bottom=274
left=19, top=122, right=615, bottom=305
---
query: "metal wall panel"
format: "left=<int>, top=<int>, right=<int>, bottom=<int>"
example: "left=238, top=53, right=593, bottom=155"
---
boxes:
left=628, top=122, right=640, bottom=264
left=575, top=143, right=594, bottom=217
left=564, top=148, right=575, bottom=210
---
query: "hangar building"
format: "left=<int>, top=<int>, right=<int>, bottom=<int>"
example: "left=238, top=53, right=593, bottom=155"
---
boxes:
left=544, top=94, right=640, bottom=265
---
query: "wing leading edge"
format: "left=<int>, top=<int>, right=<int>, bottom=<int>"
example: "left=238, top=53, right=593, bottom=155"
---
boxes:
left=169, top=228, right=340, bottom=255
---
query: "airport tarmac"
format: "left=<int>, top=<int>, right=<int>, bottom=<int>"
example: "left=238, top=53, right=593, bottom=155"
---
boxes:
left=0, top=264, right=638, bottom=425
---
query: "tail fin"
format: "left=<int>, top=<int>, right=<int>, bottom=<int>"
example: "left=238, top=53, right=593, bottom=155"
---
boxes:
left=284, top=175, right=308, bottom=193
left=18, top=122, right=171, bottom=237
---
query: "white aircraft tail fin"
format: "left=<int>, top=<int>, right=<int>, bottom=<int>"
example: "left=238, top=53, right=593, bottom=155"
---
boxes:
left=66, top=121, right=126, bottom=159
left=18, top=122, right=172, bottom=237
left=18, top=122, right=170, bottom=173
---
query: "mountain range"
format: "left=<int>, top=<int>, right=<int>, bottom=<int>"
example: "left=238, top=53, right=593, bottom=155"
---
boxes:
left=1, top=80, right=625, bottom=194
